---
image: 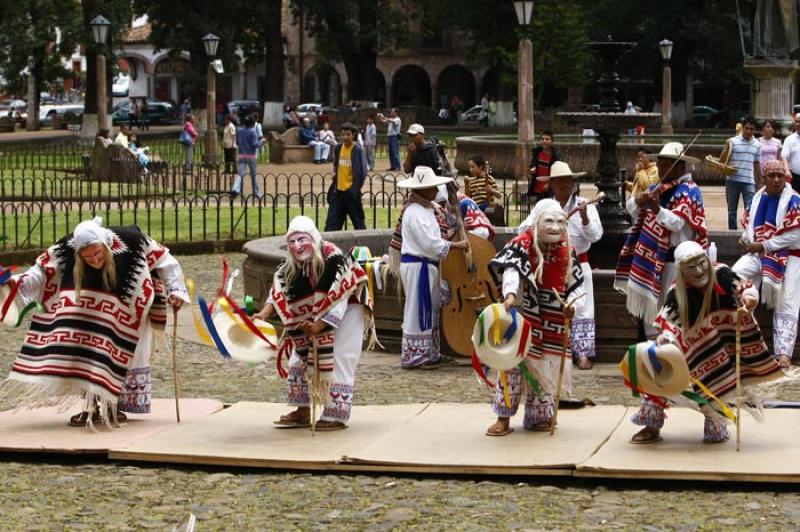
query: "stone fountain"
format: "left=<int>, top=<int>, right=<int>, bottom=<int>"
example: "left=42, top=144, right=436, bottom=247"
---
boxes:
left=557, top=37, right=661, bottom=232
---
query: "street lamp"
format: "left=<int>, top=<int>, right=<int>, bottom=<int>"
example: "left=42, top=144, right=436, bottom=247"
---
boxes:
left=26, top=56, right=37, bottom=131
left=91, top=15, right=111, bottom=132
left=513, top=1, right=535, bottom=192
left=659, top=38, right=674, bottom=135
left=202, top=33, right=220, bottom=165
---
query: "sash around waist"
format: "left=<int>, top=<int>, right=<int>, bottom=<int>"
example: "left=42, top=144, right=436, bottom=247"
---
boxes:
left=401, top=254, right=439, bottom=266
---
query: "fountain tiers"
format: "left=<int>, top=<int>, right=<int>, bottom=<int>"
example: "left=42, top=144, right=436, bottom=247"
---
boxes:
left=242, top=229, right=798, bottom=362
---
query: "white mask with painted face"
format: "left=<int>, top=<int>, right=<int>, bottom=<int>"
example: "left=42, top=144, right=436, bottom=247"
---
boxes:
left=680, top=254, right=710, bottom=289
left=287, top=232, right=314, bottom=262
left=536, top=211, right=567, bottom=244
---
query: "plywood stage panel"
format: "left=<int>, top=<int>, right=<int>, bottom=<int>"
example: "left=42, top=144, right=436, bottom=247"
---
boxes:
left=345, top=404, right=628, bottom=475
left=577, top=407, right=800, bottom=483
left=110, top=402, right=428, bottom=469
left=110, top=402, right=627, bottom=476
left=0, top=398, right=223, bottom=455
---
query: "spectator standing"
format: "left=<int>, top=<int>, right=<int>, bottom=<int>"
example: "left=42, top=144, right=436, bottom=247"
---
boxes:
left=307, top=108, right=318, bottom=128
left=723, top=117, right=761, bottom=230
left=479, top=93, right=490, bottom=127
left=182, top=114, right=198, bottom=174
left=299, top=117, right=330, bottom=164
left=378, top=108, right=402, bottom=171
left=282, top=105, right=292, bottom=129
left=222, top=115, right=238, bottom=174
left=782, top=115, right=800, bottom=192
left=627, top=148, right=660, bottom=197
left=488, top=96, right=497, bottom=127
left=759, top=119, right=786, bottom=182
left=325, top=122, right=368, bottom=231
left=180, top=98, right=192, bottom=123
left=252, top=113, right=264, bottom=161
left=364, top=115, right=377, bottom=171
left=139, top=99, right=149, bottom=131
left=527, top=130, right=560, bottom=202
left=230, top=115, right=261, bottom=199
left=129, top=98, right=140, bottom=130
left=402, top=123, right=441, bottom=174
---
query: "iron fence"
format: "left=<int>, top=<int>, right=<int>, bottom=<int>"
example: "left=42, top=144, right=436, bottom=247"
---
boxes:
left=0, top=163, right=530, bottom=252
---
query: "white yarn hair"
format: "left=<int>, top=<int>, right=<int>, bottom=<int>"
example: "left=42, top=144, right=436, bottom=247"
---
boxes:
left=526, top=199, right=571, bottom=288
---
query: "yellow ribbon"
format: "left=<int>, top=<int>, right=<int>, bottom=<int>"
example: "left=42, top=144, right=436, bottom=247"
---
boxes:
left=365, top=261, right=375, bottom=304
left=186, top=278, right=215, bottom=347
left=492, top=304, right=502, bottom=346
left=500, top=370, right=511, bottom=409
left=691, top=377, right=737, bottom=422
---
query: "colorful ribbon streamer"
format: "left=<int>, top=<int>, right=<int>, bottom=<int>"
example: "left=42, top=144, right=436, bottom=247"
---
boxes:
left=186, top=279, right=214, bottom=347
left=221, top=294, right=277, bottom=348
left=14, top=302, right=43, bottom=327
left=691, top=377, right=737, bottom=422
left=198, top=296, right=231, bottom=359
left=500, top=370, right=511, bottom=409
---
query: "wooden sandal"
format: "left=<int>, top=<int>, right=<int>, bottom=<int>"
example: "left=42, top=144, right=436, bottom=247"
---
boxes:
left=68, top=411, right=91, bottom=427
left=274, top=408, right=311, bottom=428
left=486, top=419, right=513, bottom=437
left=629, top=426, right=662, bottom=445
left=576, top=356, right=593, bottom=370
left=314, top=420, right=348, bottom=431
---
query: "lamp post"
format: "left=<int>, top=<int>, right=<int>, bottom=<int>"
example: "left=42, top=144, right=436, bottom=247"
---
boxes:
left=202, top=33, right=220, bottom=165
left=513, top=1, right=535, bottom=190
left=659, top=38, right=674, bottom=135
left=90, top=15, right=111, bottom=132
left=26, top=56, right=37, bottom=131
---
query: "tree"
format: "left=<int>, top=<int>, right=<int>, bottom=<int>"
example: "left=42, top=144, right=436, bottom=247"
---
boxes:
left=0, top=0, right=83, bottom=128
left=289, top=0, right=409, bottom=102
left=238, top=1, right=284, bottom=103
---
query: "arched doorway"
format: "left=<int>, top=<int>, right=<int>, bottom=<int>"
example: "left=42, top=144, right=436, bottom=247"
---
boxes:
left=303, top=64, right=342, bottom=105
left=437, top=65, right=476, bottom=109
left=392, top=65, right=431, bottom=107
left=374, top=69, right=386, bottom=106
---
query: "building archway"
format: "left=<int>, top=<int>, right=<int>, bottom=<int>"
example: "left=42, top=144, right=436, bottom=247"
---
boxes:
left=392, top=64, right=431, bottom=107
left=303, top=64, right=342, bottom=105
left=436, top=65, right=476, bottom=109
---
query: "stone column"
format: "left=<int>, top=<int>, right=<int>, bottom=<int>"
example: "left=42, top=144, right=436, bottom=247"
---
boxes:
left=744, top=61, right=800, bottom=132
left=204, top=63, right=219, bottom=165
left=660, top=62, right=673, bottom=134
left=516, top=37, right=535, bottom=182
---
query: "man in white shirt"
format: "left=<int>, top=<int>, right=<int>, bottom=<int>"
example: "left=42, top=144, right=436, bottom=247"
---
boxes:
left=725, top=117, right=761, bottom=229
left=113, top=125, right=130, bottom=148
left=364, top=115, right=377, bottom=171
left=378, top=108, right=402, bottom=171
left=781, top=116, right=800, bottom=193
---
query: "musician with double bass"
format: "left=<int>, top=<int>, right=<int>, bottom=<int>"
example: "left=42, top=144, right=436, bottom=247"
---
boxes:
left=614, top=142, right=709, bottom=339
left=519, top=161, right=603, bottom=370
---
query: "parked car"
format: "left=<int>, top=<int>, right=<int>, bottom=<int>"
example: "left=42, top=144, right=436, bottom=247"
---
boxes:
left=295, top=103, right=330, bottom=124
left=225, top=100, right=262, bottom=122
left=460, top=104, right=485, bottom=123
left=691, top=105, right=718, bottom=126
left=39, top=104, right=84, bottom=126
left=111, top=100, right=179, bottom=126
left=706, top=101, right=751, bottom=128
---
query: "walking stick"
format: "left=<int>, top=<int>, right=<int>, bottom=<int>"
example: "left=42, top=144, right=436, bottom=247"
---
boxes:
left=311, top=334, right=319, bottom=435
left=172, top=306, right=181, bottom=423
left=551, top=291, right=584, bottom=435
left=735, top=306, right=745, bottom=452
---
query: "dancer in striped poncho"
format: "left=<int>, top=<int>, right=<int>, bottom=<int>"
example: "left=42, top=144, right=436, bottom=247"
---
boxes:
left=1, top=218, right=187, bottom=428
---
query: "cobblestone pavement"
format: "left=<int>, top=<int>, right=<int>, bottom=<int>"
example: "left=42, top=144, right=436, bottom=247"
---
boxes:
left=1, top=253, right=799, bottom=530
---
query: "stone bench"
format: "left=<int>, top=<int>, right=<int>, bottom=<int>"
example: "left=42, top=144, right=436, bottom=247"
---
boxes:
left=89, top=138, right=156, bottom=183
left=267, top=127, right=315, bottom=164
left=0, top=116, right=14, bottom=133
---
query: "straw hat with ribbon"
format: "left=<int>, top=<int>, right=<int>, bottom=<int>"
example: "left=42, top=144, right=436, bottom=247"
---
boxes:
left=471, top=303, right=531, bottom=376
left=647, top=141, right=700, bottom=165
left=619, top=341, right=690, bottom=397
left=396, top=166, right=453, bottom=189
left=211, top=300, right=278, bottom=364
left=536, top=160, right=586, bottom=182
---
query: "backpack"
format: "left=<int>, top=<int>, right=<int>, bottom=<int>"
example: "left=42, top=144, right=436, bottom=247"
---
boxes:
left=428, top=136, right=454, bottom=178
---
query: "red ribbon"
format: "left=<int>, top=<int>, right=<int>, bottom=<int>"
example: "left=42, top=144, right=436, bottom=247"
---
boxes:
left=517, top=317, right=531, bottom=358
left=223, top=294, right=277, bottom=348
left=471, top=351, right=495, bottom=388
left=0, top=279, right=19, bottom=322
left=209, top=257, right=230, bottom=313
left=276, top=338, right=292, bottom=379
left=622, top=378, right=669, bottom=409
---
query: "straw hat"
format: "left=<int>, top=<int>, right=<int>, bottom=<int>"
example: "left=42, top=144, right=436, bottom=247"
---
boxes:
left=619, top=341, right=690, bottom=397
left=471, top=304, right=531, bottom=371
left=212, top=309, right=278, bottom=364
left=396, top=166, right=453, bottom=189
left=646, top=142, right=699, bottom=164
left=536, top=160, right=586, bottom=182
left=0, top=284, right=19, bottom=328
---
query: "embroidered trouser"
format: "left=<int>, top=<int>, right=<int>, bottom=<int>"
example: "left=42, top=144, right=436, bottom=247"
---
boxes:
left=492, top=356, right=569, bottom=428
left=119, top=321, right=154, bottom=414
left=631, top=397, right=729, bottom=443
left=571, top=261, right=596, bottom=359
left=733, top=254, right=800, bottom=358
left=400, top=261, right=441, bottom=368
left=286, top=305, right=364, bottom=422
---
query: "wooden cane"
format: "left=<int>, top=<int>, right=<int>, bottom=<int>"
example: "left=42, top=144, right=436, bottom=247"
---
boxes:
left=311, top=334, right=319, bottom=435
left=735, top=306, right=744, bottom=452
left=172, top=306, right=181, bottom=423
left=551, top=312, right=570, bottom=436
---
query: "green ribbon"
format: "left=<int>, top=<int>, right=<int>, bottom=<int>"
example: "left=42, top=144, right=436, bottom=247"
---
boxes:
left=519, top=362, right=542, bottom=395
left=244, top=295, right=255, bottom=316
left=681, top=390, right=710, bottom=407
left=14, top=302, right=43, bottom=327
left=628, top=344, right=640, bottom=398
left=478, top=312, right=485, bottom=346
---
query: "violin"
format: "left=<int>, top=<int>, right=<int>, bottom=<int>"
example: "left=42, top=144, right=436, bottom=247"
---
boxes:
left=566, top=192, right=605, bottom=218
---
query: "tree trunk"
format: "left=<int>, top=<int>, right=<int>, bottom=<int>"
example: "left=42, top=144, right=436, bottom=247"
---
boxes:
left=344, top=48, right=377, bottom=101
left=263, top=2, right=284, bottom=102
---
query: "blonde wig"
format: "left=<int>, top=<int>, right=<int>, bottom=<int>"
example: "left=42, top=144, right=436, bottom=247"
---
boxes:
left=73, top=245, right=117, bottom=300
left=674, top=253, right=717, bottom=331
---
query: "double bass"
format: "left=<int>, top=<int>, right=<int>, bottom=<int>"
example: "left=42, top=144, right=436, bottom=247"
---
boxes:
left=439, top=187, right=499, bottom=357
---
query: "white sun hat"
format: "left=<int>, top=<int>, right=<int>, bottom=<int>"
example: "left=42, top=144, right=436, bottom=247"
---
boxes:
left=619, top=341, right=690, bottom=397
left=396, top=166, right=453, bottom=189
left=646, top=141, right=699, bottom=164
left=212, top=306, right=278, bottom=364
left=536, top=160, right=587, bottom=182
left=471, top=303, right=531, bottom=371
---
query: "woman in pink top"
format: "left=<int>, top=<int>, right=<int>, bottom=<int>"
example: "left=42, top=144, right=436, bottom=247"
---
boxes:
left=759, top=119, right=787, bottom=182
left=183, top=114, right=198, bottom=173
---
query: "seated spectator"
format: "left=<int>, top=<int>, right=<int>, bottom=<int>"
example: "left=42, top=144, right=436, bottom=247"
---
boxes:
left=299, top=117, right=330, bottom=164
left=128, top=133, right=151, bottom=173
left=97, top=128, right=112, bottom=148
left=318, top=121, right=337, bottom=149
left=114, top=125, right=131, bottom=148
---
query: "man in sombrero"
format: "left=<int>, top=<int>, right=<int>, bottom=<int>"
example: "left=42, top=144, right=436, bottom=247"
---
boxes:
left=615, top=142, right=708, bottom=338
left=628, top=240, right=782, bottom=444
left=486, top=199, right=585, bottom=435
left=394, top=166, right=468, bottom=369
left=519, top=161, right=602, bottom=370
left=254, top=216, right=376, bottom=430
left=732, top=159, right=800, bottom=369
